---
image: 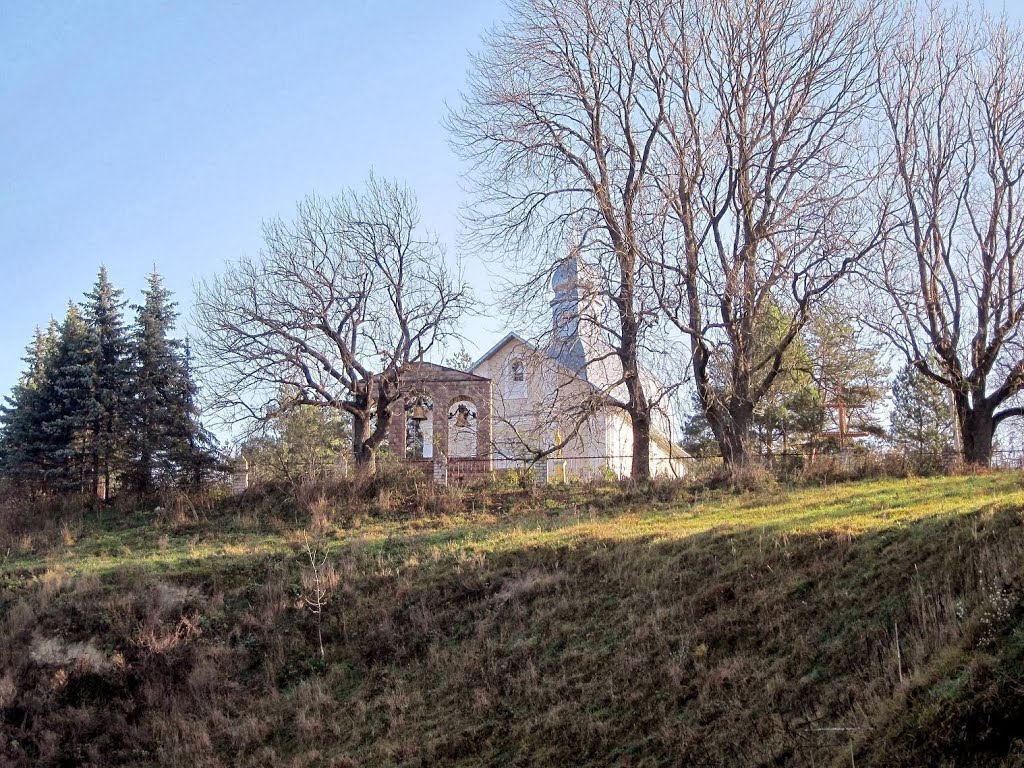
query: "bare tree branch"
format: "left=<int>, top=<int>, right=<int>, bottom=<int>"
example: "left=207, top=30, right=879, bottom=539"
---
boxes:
left=864, top=4, right=1024, bottom=465
left=193, top=174, right=474, bottom=472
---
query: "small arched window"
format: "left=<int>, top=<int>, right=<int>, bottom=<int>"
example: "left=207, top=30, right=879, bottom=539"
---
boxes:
left=505, top=358, right=527, bottom=400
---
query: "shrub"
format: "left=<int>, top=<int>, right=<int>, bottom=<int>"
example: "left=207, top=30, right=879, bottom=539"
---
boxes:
left=795, top=449, right=916, bottom=485
left=0, top=481, right=88, bottom=556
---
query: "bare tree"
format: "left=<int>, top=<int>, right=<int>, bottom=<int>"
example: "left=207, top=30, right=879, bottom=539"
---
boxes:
left=301, top=531, right=337, bottom=660
left=651, top=0, right=889, bottom=468
left=866, top=5, right=1024, bottom=465
left=193, top=175, right=472, bottom=473
left=448, top=0, right=677, bottom=481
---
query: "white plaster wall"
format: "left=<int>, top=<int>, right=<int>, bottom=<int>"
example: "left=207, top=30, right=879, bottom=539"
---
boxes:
left=473, top=336, right=689, bottom=480
left=473, top=337, right=608, bottom=469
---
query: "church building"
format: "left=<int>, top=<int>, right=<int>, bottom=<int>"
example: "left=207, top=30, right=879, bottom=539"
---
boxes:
left=469, top=257, right=686, bottom=480
left=388, top=257, right=687, bottom=483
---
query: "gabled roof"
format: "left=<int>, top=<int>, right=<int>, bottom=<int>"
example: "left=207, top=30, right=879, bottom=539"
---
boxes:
left=471, top=328, right=688, bottom=456
left=471, top=330, right=636, bottom=400
left=402, top=360, right=491, bottom=383
left=468, top=332, right=538, bottom=373
left=470, top=331, right=592, bottom=385
left=548, top=334, right=626, bottom=399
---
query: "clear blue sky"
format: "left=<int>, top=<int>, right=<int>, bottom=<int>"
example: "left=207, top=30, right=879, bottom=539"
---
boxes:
left=0, top=0, right=507, bottom=397
left=2, top=0, right=1020, bottom=402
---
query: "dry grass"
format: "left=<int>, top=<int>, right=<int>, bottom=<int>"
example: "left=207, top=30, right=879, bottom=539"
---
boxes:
left=0, top=473, right=1023, bottom=766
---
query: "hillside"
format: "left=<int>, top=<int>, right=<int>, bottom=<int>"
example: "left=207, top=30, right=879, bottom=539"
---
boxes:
left=2, top=474, right=1024, bottom=767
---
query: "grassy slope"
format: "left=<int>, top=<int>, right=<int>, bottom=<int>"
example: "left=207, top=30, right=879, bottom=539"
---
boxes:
left=2, top=474, right=1024, bottom=767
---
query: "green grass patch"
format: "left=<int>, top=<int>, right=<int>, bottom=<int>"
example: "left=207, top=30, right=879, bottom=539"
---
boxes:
left=1, top=473, right=1023, bottom=766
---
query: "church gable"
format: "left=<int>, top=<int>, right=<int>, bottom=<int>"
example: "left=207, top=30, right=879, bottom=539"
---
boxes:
left=479, top=339, right=608, bottom=462
left=470, top=334, right=532, bottom=395
left=403, top=254, right=689, bottom=480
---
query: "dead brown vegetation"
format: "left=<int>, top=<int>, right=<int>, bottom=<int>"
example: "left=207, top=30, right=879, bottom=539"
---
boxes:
left=1, top=476, right=1023, bottom=766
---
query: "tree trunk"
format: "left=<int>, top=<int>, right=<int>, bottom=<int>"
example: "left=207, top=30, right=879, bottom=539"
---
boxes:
left=709, top=402, right=757, bottom=469
left=91, top=416, right=102, bottom=500
left=618, top=267, right=652, bottom=483
left=351, top=415, right=376, bottom=475
left=103, top=415, right=115, bottom=501
left=354, top=443, right=377, bottom=475
left=958, top=402, right=995, bottom=466
left=630, top=409, right=652, bottom=483
left=720, top=426, right=752, bottom=468
left=138, top=444, right=152, bottom=497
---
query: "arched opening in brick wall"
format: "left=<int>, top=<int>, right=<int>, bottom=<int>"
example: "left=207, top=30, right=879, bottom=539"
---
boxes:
left=386, top=362, right=493, bottom=484
left=448, top=398, right=478, bottom=458
left=405, top=395, right=434, bottom=460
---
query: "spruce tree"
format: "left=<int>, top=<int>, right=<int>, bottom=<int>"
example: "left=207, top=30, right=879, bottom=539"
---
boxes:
left=128, top=271, right=181, bottom=493
left=82, top=266, right=131, bottom=500
left=171, top=338, right=219, bottom=489
left=890, top=362, right=954, bottom=471
left=128, top=273, right=218, bottom=493
left=0, top=327, right=58, bottom=490
left=42, top=304, right=96, bottom=493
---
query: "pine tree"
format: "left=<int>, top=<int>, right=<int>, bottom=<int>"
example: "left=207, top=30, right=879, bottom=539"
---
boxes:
left=82, top=266, right=131, bottom=500
left=681, top=391, right=718, bottom=457
left=751, top=306, right=822, bottom=456
left=0, top=326, right=59, bottom=491
left=686, top=303, right=825, bottom=458
left=128, top=273, right=218, bottom=493
left=890, top=362, right=954, bottom=472
left=804, top=303, right=889, bottom=448
left=171, top=338, right=220, bottom=489
left=42, top=304, right=96, bottom=493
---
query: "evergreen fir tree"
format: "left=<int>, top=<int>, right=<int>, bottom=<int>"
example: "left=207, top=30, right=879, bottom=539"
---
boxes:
left=172, top=338, right=220, bottom=488
left=2, top=268, right=218, bottom=497
left=127, top=270, right=183, bottom=493
left=890, top=362, right=954, bottom=471
left=82, top=266, right=131, bottom=500
left=128, top=272, right=218, bottom=493
left=0, top=326, right=59, bottom=490
left=42, top=304, right=96, bottom=493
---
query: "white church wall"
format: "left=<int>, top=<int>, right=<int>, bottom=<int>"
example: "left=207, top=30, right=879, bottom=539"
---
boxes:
left=471, top=333, right=690, bottom=480
left=604, top=411, right=632, bottom=479
left=473, top=335, right=610, bottom=472
left=606, top=409, right=688, bottom=479
left=466, top=249, right=689, bottom=482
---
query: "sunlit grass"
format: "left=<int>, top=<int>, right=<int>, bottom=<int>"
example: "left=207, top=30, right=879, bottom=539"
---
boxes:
left=338, top=473, right=1024, bottom=564
left=3, top=472, right=1023, bottom=766
left=4, top=473, right=1021, bottom=584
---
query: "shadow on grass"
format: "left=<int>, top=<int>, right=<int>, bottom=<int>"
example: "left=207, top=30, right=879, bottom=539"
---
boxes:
left=314, top=504, right=1023, bottom=767
left=2, top=478, right=1023, bottom=766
